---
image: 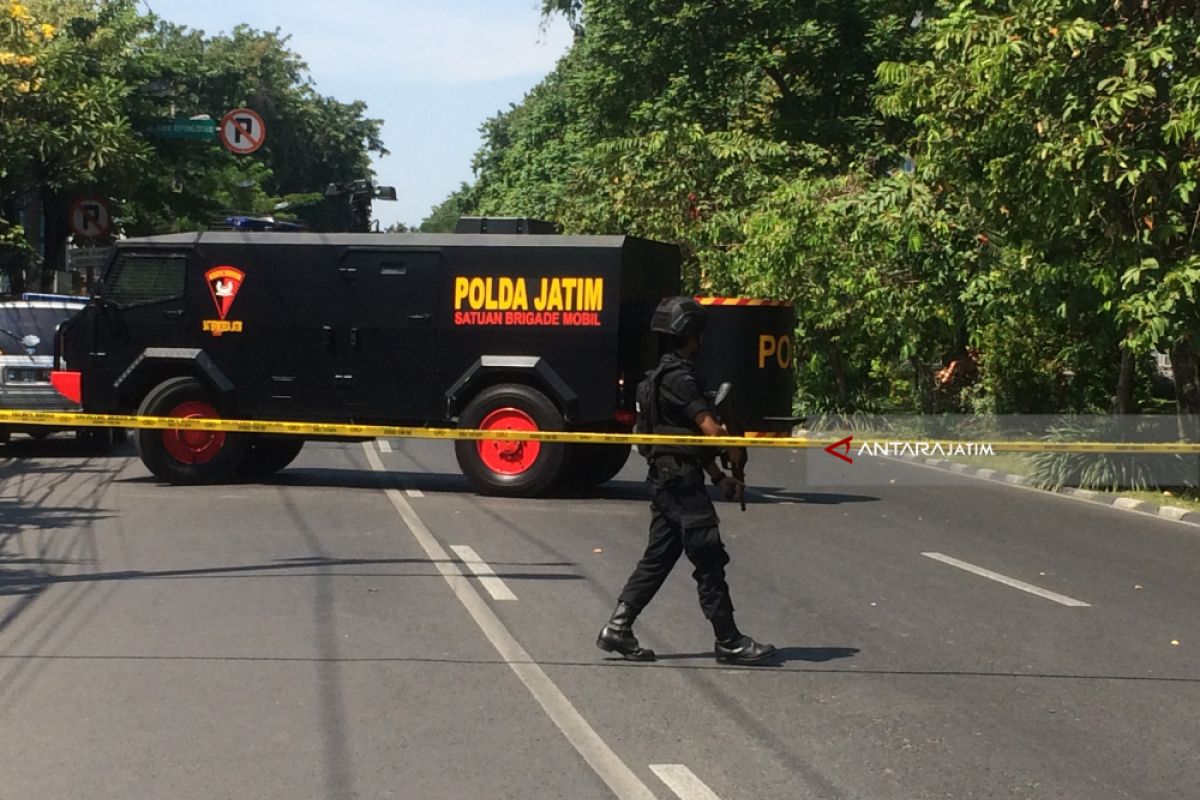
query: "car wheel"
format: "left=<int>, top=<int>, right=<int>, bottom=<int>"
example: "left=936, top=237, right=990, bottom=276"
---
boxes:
left=134, top=377, right=246, bottom=485
left=454, top=383, right=567, bottom=497
left=0, top=426, right=10, bottom=447
left=238, top=437, right=304, bottom=480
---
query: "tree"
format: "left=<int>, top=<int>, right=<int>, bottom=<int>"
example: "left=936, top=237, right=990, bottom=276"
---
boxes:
left=1, top=0, right=149, bottom=291
left=429, top=0, right=1199, bottom=414
left=468, top=1, right=927, bottom=259
left=878, top=1, right=1200, bottom=413
left=114, top=21, right=387, bottom=235
left=420, top=182, right=476, bottom=232
left=1, top=6, right=389, bottom=293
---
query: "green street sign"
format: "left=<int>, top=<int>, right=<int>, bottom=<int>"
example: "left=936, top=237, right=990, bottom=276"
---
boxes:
left=144, top=118, right=217, bottom=141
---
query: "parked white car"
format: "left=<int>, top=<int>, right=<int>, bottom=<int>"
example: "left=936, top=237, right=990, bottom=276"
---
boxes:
left=0, top=298, right=116, bottom=447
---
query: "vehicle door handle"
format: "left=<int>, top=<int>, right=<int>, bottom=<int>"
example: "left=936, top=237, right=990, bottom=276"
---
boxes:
left=350, top=327, right=361, bottom=350
left=322, top=325, right=335, bottom=348
left=337, top=267, right=358, bottom=278
left=408, top=313, right=432, bottom=324
left=162, top=309, right=184, bottom=319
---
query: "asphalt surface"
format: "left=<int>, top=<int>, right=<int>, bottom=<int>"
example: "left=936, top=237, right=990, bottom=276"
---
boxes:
left=1, top=434, right=1197, bottom=799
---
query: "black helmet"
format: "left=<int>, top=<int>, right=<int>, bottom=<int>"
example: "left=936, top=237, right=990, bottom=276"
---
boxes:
left=650, top=296, right=706, bottom=337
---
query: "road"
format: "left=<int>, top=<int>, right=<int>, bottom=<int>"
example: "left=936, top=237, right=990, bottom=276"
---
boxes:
left=1, top=435, right=1197, bottom=799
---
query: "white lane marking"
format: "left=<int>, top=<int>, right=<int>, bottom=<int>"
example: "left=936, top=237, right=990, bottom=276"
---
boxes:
left=450, top=544, right=517, bottom=601
left=922, top=552, right=1091, bottom=607
left=362, top=444, right=656, bottom=800
left=376, top=440, right=422, bottom=496
left=650, top=765, right=723, bottom=800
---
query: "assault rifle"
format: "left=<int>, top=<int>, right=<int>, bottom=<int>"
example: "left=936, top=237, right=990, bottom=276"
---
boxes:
left=713, top=382, right=747, bottom=511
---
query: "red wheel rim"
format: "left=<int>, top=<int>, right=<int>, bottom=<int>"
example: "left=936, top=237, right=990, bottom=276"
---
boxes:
left=477, top=407, right=540, bottom=475
left=162, top=400, right=225, bottom=465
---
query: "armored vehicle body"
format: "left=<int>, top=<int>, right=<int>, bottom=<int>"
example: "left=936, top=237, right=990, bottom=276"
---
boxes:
left=54, top=232, right=679, bottom=493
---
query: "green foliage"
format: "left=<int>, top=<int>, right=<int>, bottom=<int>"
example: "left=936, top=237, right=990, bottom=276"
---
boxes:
left=0, top=0, right=149, bottom=198
left=448, top=0, right=1200, bottom=413
left=1029, top=419, right=1196, bottom=491
left=878, top=0, right=1200, bottom=409
left=558, top=122, right=810, bottom=289
left=457, top=0, right=948, bottom=411
left=113, top=21, right=387, bottom=234
left=1, top=1, right=388, bottom=290
left=420, top=182, right=476, bottom=232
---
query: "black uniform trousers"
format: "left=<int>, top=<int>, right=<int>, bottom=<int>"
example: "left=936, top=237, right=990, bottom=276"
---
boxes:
left=618, top=455, right=736, bottom=629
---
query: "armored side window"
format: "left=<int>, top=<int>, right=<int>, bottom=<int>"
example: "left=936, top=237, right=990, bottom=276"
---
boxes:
left=103, top=252, right=187, bottom=306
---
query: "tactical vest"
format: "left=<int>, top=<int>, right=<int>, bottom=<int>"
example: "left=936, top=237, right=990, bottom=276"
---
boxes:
left=634, top=359, right=710, bottom=462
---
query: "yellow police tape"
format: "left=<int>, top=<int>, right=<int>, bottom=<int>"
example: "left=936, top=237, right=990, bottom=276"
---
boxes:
left=1, top=409, right=1199, bottom=454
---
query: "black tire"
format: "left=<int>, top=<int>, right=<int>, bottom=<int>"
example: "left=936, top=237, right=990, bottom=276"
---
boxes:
left=454, top=383, right=567, bottom=497
left=77, top=427, right=114, bottom=452
left=238, top=437, right=305, bottom=480
left=29, top=429, right=52, bottom=441
left=563, top=443, right=633, bottom=489
left=0, top=426, right=10, bottom=446
left=134, top=377, right=246, bottom=485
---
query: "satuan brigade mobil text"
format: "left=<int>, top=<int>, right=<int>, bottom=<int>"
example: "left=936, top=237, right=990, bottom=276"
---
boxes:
left=453, top=275, right=604, bottom=327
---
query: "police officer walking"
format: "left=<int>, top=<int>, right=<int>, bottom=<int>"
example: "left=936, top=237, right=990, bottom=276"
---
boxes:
left=597, top=296, right=776, bottom=665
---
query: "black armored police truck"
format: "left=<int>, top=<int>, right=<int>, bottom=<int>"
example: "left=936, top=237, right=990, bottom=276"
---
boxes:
left=52, top=229, right=794, bottom=495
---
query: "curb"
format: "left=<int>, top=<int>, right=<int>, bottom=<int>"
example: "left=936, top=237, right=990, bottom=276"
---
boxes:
left=896, top=454, right=1200, bottom=526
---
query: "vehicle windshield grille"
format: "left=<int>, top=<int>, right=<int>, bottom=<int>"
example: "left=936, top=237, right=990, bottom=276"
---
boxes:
left=104, top=254, right=186, bottom=306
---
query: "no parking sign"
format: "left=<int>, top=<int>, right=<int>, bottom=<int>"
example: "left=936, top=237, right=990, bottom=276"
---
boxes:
left=68, top=195, right=112, bottom=239
left=219, top=108, right=266, bottom=155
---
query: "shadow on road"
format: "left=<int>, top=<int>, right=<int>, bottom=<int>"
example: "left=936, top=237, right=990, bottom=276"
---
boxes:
left=0, top=498, right=115, bottom=600
left=5, top=651, right=1195, bottom=684
left=0, top=458, right=118, bottom=638
left=0, top=555, right=583, bottom=590
left=651, top=646, right=861, bottom=667
left=117, top=468, right=881, bottom=506
left=0, top=437, right=134, bottom=461
left=747, top=487, right=880, bottom=505
left=121, top=468, right=649, bottom=501
left=116, top=467, right=474, bottom=494
left=273, top=470, right=661, bottom=502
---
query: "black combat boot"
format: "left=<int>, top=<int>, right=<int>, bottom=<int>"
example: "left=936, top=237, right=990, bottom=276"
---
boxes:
left=711, top=611, right=776, bottom=665
left=714, top=635, right=777, bottom=664
left=596, top=602, right=656, bottom=661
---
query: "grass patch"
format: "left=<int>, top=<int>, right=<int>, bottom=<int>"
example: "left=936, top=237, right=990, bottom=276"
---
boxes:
left=936, top=453, right=1200, bottom=512
left=1118, top=490, right=1200, bottom=513
left=950, top=453, right=1032, bottom=475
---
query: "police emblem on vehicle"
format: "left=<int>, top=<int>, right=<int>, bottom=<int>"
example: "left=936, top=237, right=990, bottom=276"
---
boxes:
left=203, top=266, right=245, bottom=336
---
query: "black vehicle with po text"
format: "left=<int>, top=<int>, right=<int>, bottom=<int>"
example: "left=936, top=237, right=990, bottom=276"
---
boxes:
left=52, top=229, right=794, bottom=494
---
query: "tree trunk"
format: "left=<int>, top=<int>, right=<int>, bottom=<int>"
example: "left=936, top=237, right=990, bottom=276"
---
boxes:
left=22, top=188, right=43, bottom=293
left=41, top=190, right=69, bottom=290
left=1170, top=340, right=1200, bottom=444
left=911, top=356, right=933, bottom=413
left=827, top=338, right=848, bottom=409
left=1, top=197, right=23, bottom=295
left=1170, top=341, right=1200, bottom=413
left=1114, top=344, right=1137, bottom=414
left=0, top=246, right=21, bottom=295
